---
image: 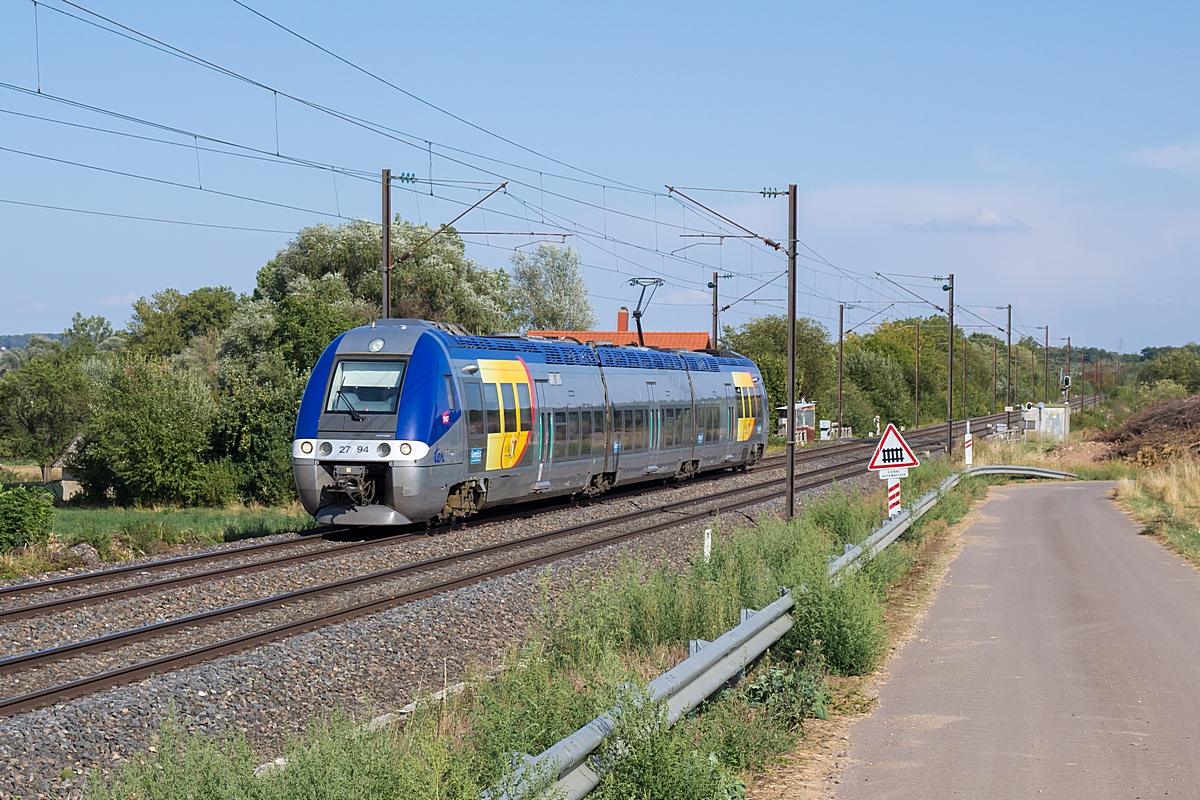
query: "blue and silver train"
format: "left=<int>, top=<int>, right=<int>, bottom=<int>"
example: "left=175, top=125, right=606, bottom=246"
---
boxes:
left=292, top=319, right=769, bottom=526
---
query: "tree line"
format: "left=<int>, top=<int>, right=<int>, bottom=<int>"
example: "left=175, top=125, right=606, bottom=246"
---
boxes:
left=0, top=217, right=596, bottom=506
left=0, top=212, right=1184, bottom=508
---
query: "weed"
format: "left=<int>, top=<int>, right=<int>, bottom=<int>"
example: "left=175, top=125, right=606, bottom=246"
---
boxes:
left=741, top=646, right=831, bottom=728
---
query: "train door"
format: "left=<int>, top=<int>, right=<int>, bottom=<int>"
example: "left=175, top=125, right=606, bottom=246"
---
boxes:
left=723, top=382, right=736, bottom=463
left=534, top=379, right=552, bottom=490
left=646, top=381, right=661, bottom=473
left=465, top=380, right=486, bottom=475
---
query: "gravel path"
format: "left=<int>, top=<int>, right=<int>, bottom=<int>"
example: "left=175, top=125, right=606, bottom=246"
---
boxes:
left=0, top=466, right=875, bottom=799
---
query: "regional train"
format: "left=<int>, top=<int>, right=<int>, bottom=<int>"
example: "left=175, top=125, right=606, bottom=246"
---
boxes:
left=292, top=319, right=769, bottom=526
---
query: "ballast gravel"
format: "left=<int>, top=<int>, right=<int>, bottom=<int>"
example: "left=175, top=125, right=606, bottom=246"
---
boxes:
left=0, top=465, right=875, bottom=799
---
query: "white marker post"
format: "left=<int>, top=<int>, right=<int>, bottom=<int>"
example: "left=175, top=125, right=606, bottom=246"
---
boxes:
left=868, top=424, right=921, bottom=519
left=964, top=430, right=973, bottom=466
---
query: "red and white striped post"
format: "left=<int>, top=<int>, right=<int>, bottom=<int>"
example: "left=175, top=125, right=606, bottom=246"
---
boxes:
left=887, top=478, right=902, bottom=518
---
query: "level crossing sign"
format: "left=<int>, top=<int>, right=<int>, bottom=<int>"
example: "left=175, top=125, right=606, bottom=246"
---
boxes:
left=867, top=423, right=920, bottom=477
left=868, top=424, right=919, bottom=519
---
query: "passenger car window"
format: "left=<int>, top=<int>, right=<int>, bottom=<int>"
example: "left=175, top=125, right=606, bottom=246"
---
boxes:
left=567, top=411, right=580, bottom=457
left=517, top=384, right=532, bottom=432
left=484, top=384, right=500, bottom=434
left=501, top=383, right=517, bottom=433
left=466, top=383, right=484, bottom=436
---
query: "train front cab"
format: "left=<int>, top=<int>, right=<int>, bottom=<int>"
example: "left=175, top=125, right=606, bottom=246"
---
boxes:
left=292, top=322, right=465, bottom=526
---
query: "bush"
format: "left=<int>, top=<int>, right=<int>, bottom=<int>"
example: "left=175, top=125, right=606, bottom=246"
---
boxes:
left=789, top=571, right=886, bottom=675
left=71, top=359, right=215, bottom=506
left=593, top=687, right=745, bottom=800
left=192, top=460, right=241, bottom=507
left=211, top=369, right=304, bottom=504
left=0, top=485, right=55, bottom=551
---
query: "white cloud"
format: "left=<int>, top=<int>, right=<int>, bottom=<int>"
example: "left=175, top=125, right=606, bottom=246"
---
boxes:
left=906, top=207, right=1032, bottom=233
left=95, top=292, right=138, bottom=307
left=1130, top=142, right=1200, bottom=177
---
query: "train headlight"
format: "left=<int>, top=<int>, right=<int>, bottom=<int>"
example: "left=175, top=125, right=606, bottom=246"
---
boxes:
left=377, top=442, right=391, bottom=457
left=319, top=442, right=333, bottom=456
left=368, top=338, right=385, bottom=352
left=300, top=441, right=313, bottom=455
left=399, top=442, right=412, bottom=456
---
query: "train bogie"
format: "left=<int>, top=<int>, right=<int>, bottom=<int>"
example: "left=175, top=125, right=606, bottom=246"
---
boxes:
left=292, top=319, right=768, bottom=526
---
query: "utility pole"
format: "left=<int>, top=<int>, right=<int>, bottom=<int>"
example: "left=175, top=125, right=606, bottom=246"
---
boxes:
left=785, top=184, right=797, bottom=521
left=945, top=274, right=954, bottom=454
left=993, top=340, right=998, bottom=414
left=961, top=336, right=967, bottom=421
left=1043, top=325, right=1049, bottom=404
left=381, top=168, right=392, bottom=319
left=914, top=320, right=920, bottom=428
left=710, top=272, right=718, bottom=349
left=1066, top=337, right=1071, bottom=402
left=1006, top=305, right=1012, bottom=428
left=838, top=304, right=844, bottom=437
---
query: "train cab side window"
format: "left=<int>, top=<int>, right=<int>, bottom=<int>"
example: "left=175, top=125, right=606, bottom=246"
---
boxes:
left=581, top=410, right=593, bottom=455
left=553, top=411, right=567, bottom=458
left=484, top=384, right=501, bottom=434
left=567, top=411, right=581, bottom=457
left=444, top=375, right=457, bottom=412
left=466, top=383, right=484, bottom=436
left=517, top=384, right=532, bottom=432
left=501, top=384, right=517, bottom=433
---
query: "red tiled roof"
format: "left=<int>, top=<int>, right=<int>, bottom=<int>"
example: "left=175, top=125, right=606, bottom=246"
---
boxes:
left=527, top=330, right=711, bottom=351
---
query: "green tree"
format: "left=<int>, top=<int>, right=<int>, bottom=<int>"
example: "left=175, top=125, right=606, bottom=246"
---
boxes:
left=275, top=274, right=374, bottom=371
left=127, top=286, right=238, bottom=358
left=71, top=360, right=215, bottom=505
left=62, top=313, right=114, bottom=356
left=508, top=244, right=597, bottom=331
left=844, top=347, right=914, bottom=427
left=722, top=315, right=836, bottom=418
left=1138, top=349, right=1200, bottom=393
left=211, top=368, right=305, bottom=504
left=257, top=218, right=513, bottom=334
left=0, top=352, right=93, bottom=482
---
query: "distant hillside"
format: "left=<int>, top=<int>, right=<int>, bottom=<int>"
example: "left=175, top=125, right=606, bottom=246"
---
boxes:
left=0, top=333, right=63, bottom=350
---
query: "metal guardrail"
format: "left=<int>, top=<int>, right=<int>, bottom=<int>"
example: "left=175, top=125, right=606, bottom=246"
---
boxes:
left=491, top=463, right=1077, bottom=800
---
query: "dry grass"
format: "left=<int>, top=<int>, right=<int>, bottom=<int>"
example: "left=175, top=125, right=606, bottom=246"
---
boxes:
left=1113, top=458, right=1200, bottom=566
left=972, top=438, right=1129, bottom=480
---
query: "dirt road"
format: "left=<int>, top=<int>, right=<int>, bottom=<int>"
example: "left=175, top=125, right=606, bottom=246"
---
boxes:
left=837, top=481, right=1200, bottom=799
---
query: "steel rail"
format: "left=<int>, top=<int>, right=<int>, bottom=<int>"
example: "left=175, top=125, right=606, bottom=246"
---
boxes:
left=0, top=458, right=869, bottom=676
left=0, top=438, right=866, bottom=616
left=0, top=459, right=873, bottom=717
left=0, top=395, right=1094, bottom=611
left=0, top=402, right=1100, bottom=717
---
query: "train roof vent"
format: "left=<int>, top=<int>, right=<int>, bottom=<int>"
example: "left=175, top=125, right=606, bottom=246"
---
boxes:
left=714, top=355, right=756, bottom=368
left=681, top=353, right=721, bottom=373
left=452, top=335, right=540, bottom=353
left=541, top=344, right=599, bottom=366
left=596, top=347, right=687, bottom=371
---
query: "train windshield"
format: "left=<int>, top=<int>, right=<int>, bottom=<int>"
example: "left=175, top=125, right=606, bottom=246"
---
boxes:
left=325, top=360, right=406, bottom=415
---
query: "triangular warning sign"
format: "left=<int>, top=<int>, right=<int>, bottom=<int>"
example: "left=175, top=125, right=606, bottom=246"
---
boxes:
left=867, top=424, right=921, bottom=470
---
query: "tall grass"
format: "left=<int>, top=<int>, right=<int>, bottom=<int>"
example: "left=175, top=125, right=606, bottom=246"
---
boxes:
left=86, top=482, right=974, bottom=800
left=1114, top=458, right=1200, bottom=565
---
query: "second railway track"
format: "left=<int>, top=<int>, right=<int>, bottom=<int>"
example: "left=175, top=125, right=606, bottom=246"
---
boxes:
left=0, top=400, right=1093, bottom=718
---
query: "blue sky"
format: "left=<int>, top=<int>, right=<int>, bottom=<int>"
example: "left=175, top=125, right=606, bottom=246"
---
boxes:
left=1, top=0, right=1197, bottom=352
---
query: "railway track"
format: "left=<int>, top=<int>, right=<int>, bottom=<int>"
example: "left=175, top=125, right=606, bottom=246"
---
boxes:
left=0, top=398, right=1095, bottom=717
left=0, top=435, right=871, bottom=615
